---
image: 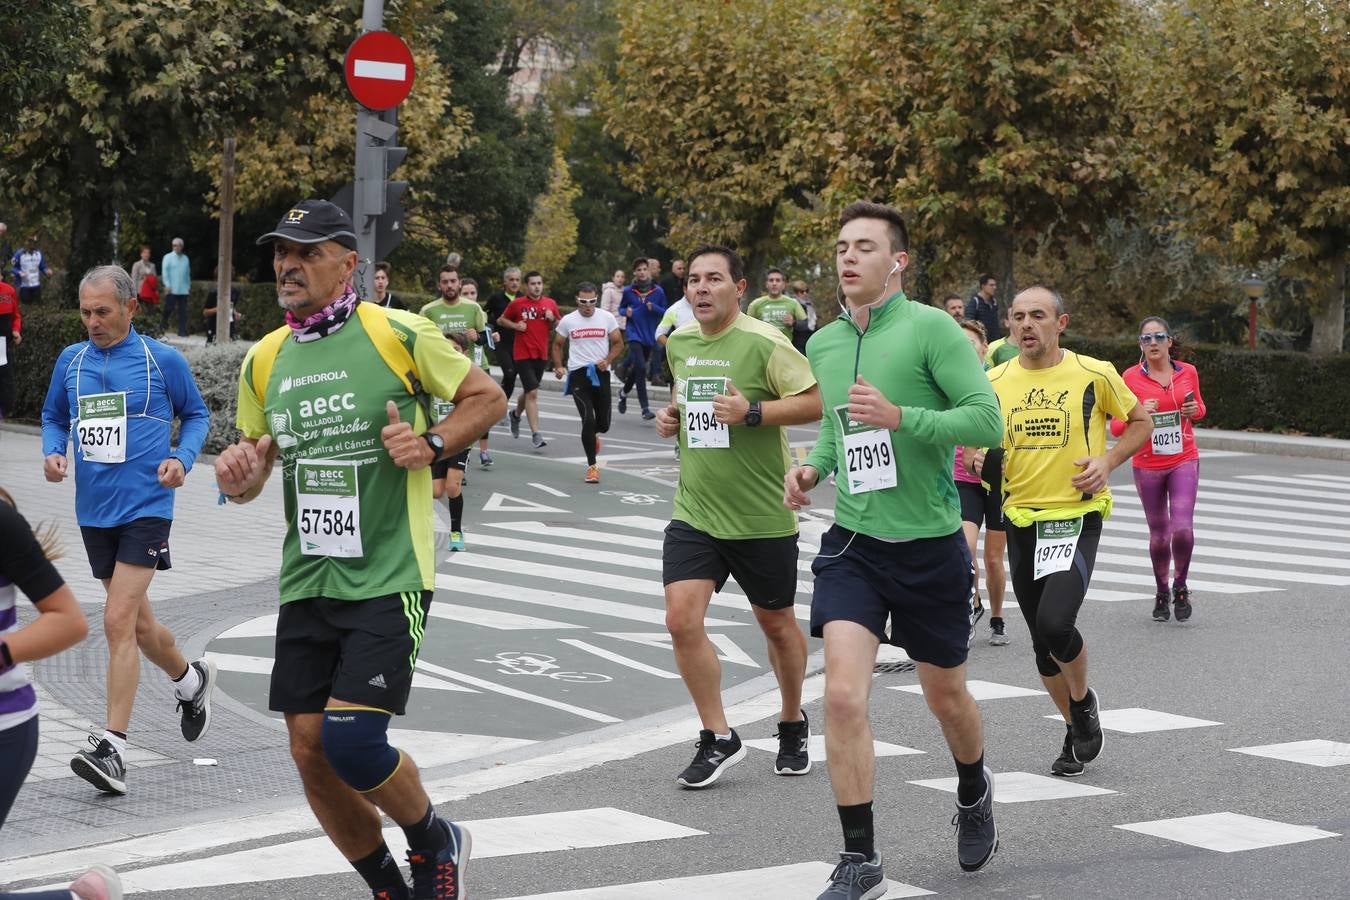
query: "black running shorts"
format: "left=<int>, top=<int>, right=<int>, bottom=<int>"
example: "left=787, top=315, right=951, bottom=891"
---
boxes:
left=515, top=358, right=547, bottom=393
left=80, top=517, right=172, bottom=580
left=957, top=481, right=1004, bottom=531
left=662, top=519, right=798, bottom=610
left=431, top=449, right=471, bottom=480
left=269, top=591, right=431, bottom=715
left=810, top=525, right=973, bottom=668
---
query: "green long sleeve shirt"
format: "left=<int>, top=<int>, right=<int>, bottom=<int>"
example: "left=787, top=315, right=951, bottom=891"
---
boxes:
left=804, top=292, right=1003, bottom=539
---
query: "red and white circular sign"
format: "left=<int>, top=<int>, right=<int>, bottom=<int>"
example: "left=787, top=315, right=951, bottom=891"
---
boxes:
left=344, top=30, right=415, bottom=111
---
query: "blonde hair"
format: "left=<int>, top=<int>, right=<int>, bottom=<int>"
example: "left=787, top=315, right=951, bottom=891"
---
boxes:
left=960, top=319, right=988, bottom=345
left=0, top=488, right=62, bottom=560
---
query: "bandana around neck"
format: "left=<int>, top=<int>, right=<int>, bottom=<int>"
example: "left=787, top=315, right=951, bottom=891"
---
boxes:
left=286, top=284, right=358, bottom=342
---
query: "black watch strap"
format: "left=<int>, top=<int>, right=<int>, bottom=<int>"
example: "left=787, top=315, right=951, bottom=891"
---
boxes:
left=745, top=401, right=763, bottom=427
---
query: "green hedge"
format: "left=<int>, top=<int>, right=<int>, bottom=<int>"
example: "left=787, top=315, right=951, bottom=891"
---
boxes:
left=1064, top=336, right=1350, bottom=439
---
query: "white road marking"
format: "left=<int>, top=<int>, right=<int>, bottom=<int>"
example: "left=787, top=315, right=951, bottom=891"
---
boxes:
left=388, top=728, right=536, bottom=769
left=204, top=651, right=478, bottom=693
left=1228, top=740, right=1350, bottom=767
left=529, top=482, right=570, bottom=497
left=481, top=492, right=567, bottom=514
left=1045, top=707, right=1222, bottom=733
left=592, top=514, right=669, bottom=532
left=497, top=862, right=935, bottom=899
left=594, top=632, right=760, bottom=668
left=1093, top=551, right=1350, bottom=586
left=1097, top=535, right=1350, bottom=571
left=437, top=574, right=747, bottom=627
left=558, top=638, right=681, bottom=678
left=742, top=734, right=923, bottom=762
left=1115, top=812, right=1339, bottom=853
left=428, top=602, right=583, bottom=630
left=215, top=614, right=279, bottom=640
left=909, top=771, right=1116, bottom=802
left=414, top=659, right=621, bottom=723
left=890, top=679, right=1046, bottom=701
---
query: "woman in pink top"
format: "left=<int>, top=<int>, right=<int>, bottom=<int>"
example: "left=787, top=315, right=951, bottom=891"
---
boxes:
left=1110, top=316, right=1206, bottom=622
left=954, top=320, right=1010, bottom=646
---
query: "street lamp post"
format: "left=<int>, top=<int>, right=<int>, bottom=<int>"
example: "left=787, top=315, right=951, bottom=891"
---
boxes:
left=1240, top=273, right=1266, bottom=350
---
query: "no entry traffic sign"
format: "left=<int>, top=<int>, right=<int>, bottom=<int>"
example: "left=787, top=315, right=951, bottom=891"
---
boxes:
left=344, top=30, right=415, bottom=111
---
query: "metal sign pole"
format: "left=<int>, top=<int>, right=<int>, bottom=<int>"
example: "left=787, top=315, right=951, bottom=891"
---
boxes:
left=353, top=0, right=385, bottom=299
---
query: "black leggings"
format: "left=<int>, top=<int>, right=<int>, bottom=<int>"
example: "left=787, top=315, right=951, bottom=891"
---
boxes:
left=620, top=342, right=650, bottom=412
left=1006, top=512, right=1102, bottom=677
left=498, top=344, right=518, bottom=400
left=569, top=369, right=612, bottom=465
left=0, top=715, right=38, bottom=831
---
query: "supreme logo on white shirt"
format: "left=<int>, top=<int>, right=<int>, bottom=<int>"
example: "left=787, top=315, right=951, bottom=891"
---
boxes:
left=569, top=327, right=608, bottom=340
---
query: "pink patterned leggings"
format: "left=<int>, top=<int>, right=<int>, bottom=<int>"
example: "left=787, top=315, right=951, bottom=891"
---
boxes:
left=1132, top=459, right=1199, bottom=593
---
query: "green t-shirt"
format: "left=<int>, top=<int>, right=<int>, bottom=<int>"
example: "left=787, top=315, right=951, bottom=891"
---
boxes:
left=667, top=314, right=816, bottom=539
left=986, top=337, right=1019, bottom=366
left=804, top=293, right=1003, bottom=540
left=746, top=295, right=805, bottom=339
left=420, top=299, right=490, bottom=370
left=236, top=309, right=472, bottom=603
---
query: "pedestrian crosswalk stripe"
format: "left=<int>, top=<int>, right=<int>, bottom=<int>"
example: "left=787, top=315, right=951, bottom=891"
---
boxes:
left=1191, top=486, right=1349, bottom=514
left=216, top=614, right=279, bottom=640
left=559, top=638, right=682, bottom=679
left=1110, top=506, right=1350, bottom=540
left=496, top=862, right=935, bottom=899
left=1114, top=493, right=1344, bottom=526
left=414, top=659, right=621, bottom=724
left=1094, top=550, right=1350, bottom=586
left=593, top=514, right=670, bottom=532
left=81, top=808, right=703, bottom=893
left=1097, top=535, right=1350, bottom=571
left=1227, top=740, right=1350, bottom=767
left=1207, top=478, right=1350, bottom=503
left=1085, top=569, right=1266, bottom=594
left=438, top=574, right=747, bottom=628
left=427, top=602, right=585, bottom=630
left=1045, top=707, right=1222, bottom=732
left=909, top=770, right=1115, bottom=802
left=1115, top=812, right=1340, bottom=853
left=486, top=520, right=666, bottom=551
left=1239, top=473, right=1350, bottom=491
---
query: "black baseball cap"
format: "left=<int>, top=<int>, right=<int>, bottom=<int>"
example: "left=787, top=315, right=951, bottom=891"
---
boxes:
left=256, top=199, right=358, bottom=250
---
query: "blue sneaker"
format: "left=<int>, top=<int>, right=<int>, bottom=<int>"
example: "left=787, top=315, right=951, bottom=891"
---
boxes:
left=448, top=531, right=465, bottom=552
left=407, top=819, right=471, bottom=900
left=479, top=451, right=493, bottom=469
left=508, top=409, right=521, bottom=438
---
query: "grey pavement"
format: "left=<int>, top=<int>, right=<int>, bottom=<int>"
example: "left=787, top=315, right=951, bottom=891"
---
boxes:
left=3, top=394, right=1349, bottom=898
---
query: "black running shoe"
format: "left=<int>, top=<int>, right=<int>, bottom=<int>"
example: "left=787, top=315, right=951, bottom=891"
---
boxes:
left=508, top=409, right=521, bottom=438
left=988, top=618, right=1009, bottom=646
left=817, top=852, right=886, bottom=899
left=1173, top=585, right=1192, bottom=622
left=1050, top=726, right=1084, bottom=777
left=676, top=729, right=745, bottom=788
left=1152, top=590, right=1171, bottom=621
left=1069, top=688, right=1104, bottom=764
left=407, top=819, right=471, bottom=900
left=617, top=392, right=628, bottom=415
left=774, top=712, right=811, bottom=775
left=373, top=888, right=410, bottom=900
left=178, top=658, right=218, bottom=742
left=952, top=766, right=998, bottom=872
left=71, top=736, right=127, bottom=795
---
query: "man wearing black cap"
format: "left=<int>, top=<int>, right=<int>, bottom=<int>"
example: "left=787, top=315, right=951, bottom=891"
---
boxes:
left=214, top=199, right=506, bottom=900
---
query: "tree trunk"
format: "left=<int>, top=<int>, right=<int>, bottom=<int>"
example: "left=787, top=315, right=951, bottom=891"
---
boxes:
left=67, top=194, right=117, bottom=307
left=975, top=223, right=1016, bottom=307
left=1308, top=249, right=1346, bottom=354
left=740, top=203, right=778, bottom=311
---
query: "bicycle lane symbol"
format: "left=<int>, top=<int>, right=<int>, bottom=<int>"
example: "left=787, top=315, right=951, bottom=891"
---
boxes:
left=475, top=650, right=613, bottom=684
left=598, top=490, right=668, bottom=506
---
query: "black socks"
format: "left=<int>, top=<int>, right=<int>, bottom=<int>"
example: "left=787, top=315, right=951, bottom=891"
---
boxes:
left=403, top=802, right=449, bottom=853
left=352, top=842, right=407, bottom=895
left=448, top=494, right=464, bottom=532
left=955, top=753, right=987, bottom=806
left=837, top=802, right=874, bottom=858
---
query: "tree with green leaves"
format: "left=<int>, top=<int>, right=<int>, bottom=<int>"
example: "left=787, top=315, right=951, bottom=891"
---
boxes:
left=1127, top=0, right=1349, bottom=352
left=819, top=0, right=1139, bottom=307
left=598, top=0, right=832, bottom=283
left=0, top=0, right=87, bottom=137
left=2, top=0, right=359, bottom=294
left=523, top=148, right=581, bottom=283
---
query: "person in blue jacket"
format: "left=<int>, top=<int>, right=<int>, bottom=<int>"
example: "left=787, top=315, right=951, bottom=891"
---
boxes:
left=40, top=265, right=217, bottom=799
left=616, top=256, right=668, bottom=420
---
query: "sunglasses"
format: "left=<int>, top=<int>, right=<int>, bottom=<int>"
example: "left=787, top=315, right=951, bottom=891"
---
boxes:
left=576, top=298, right=597, bottom=305
left=1139, top=333, right=1170, bottom=344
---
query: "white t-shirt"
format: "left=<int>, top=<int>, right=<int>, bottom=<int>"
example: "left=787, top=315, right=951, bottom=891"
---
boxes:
left=556, top=309, right=619, bottom=370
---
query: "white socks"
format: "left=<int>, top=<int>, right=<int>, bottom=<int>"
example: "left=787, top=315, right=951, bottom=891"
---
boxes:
left=173, top=662, right=202, bottom=701
left=102, top=730, right=128, bottom=755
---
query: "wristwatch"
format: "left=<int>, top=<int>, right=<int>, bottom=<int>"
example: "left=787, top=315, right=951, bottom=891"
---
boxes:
left=744, top=401, right=763, bottom=427
left=422, top=432, right=446, bottom=461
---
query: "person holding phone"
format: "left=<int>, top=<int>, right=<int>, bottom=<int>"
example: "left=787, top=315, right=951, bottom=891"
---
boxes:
left=1111, top=316, right=1206, bottom=622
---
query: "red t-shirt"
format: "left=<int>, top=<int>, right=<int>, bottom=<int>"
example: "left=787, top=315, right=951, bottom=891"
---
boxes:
left=502, top=295, right=561, bottom=360
left=1109, top=360, right=1206, bottom=470
left=0, top=281, right=20, bottom=338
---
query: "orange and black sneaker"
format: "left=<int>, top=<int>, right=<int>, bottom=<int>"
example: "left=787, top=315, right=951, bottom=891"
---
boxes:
left=407, top=819, right=472, bottom=900
left=585, top=465, right=601, bottom=484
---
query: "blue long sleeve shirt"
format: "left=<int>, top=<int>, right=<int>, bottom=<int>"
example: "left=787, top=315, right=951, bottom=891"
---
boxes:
left=160, top=251, right=191, bottom=295
left=617, top=284, right=668, bottom=346
left=41, top=327, right=209, bottom=527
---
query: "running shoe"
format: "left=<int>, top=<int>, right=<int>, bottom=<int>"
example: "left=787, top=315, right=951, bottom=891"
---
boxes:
left=1173, top=585, right=1192, bottom=622
left=407, top=818, right=472, bottom=900
left=178, top=658, right=218, bottom=742
left=479, top=450, right=493, bottom=469
left=1069, top=688, right=1103, bottom=764
left=508, top=409, right=521, bottom=438
left=71, top=736, right=127, bottom=795
left=372, top=890, right=409, bottom=900
left=676, top=729, right=746, bottom=788
left=1152, top=590, right=1171, bottom=622
left=69, top=863, right=123, bottom=900
left=1050, top=726, right=1083, bottom=777
left=617, top=391, right=628, bottom=414
left=585, top=465, right=600, bottom=484
left=448, top=531, right=465, bottom=552
left=988, top=618, right=1009, bottom=646
left=641, top=408, right=656, bottom=420
left=774, top=712, right=811, bottom=775
left=968, top=596, right=985, bottom=648
left=817, top=852, right=886, bottom=899
left=531, top=432, right=548, bottom=449
left=952, top=766, right=998, bottom=872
